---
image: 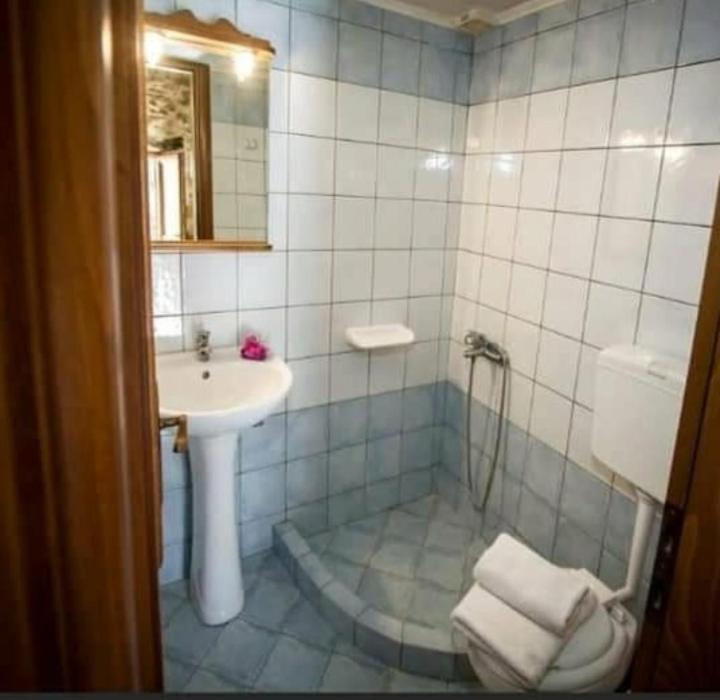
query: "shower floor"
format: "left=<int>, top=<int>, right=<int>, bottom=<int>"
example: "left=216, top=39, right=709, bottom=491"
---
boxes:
left=273, top=493, right=491, bottom=680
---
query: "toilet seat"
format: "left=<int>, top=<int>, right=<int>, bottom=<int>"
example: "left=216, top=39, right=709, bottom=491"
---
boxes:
left=463, top=571, right=638, bottom=693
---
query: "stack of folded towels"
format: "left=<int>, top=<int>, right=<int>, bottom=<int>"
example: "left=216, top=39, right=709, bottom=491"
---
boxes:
left=451, top=533, right=598, bottom=690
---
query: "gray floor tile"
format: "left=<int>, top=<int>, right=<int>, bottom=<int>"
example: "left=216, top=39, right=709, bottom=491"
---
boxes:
left=326, top=525, right=378, bottom=565
left=162, top=579, right=190, bottom=599
left=255, top=635, right=330, bottom=691
left=258, top=552, right=294, bottom=584
left=201, top=618, right=278, bottom=686
left=407, top=582, right=457, bottom=630
left=163, top=657, right=195, bottom=692
left=358, top=568, right=414, bottom=618
left=281, top=599, right=337, bottom=651
left=184, top=668, right=248, bottom=692
left=321, top=552, right=366, bottom=591
left=308, top=530, right=333, bottom=555
left=347, top=511, right=389, bottom=536
left=163, top=603, right=223, bottom=666
left=383, top=510, right=429, bottom=545
left=416, top=548, right=464, bottom=592
left=400, top=494, right=438, bottom=518
left=240, top=577, right=300, bottom=630
left=332, top=637, right=386, bottom=670
left=160, top=590, right=185, bottom=627
left=319, top=653, right=388, bottom=692
left=425, top=519, right=472, bottom=553
left=369, top=538, right=421, bottom=578
left=388, top=669, right=450, bottom=693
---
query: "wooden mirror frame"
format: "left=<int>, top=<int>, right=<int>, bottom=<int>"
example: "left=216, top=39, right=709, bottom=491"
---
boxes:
left=144, top=10, right=275, bottom=252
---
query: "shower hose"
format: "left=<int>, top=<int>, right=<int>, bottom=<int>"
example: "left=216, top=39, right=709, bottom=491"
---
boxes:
left=465, top=348, right=509, bottom=512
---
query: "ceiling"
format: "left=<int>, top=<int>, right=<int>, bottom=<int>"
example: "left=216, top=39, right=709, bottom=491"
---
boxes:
left=364, top=0, right=563, bottom=28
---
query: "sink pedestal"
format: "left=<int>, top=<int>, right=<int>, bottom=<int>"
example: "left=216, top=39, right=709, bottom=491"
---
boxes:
left=189, top=432, right=243, bottom=625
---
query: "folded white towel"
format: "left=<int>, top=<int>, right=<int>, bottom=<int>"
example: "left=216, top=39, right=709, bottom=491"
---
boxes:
left=473, top=533, right=594, bottom=636
left=451, top=584, right=564, bottom=690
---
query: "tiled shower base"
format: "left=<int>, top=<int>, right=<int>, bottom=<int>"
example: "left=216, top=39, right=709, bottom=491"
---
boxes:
left=273, top=493, right=490, bottom=682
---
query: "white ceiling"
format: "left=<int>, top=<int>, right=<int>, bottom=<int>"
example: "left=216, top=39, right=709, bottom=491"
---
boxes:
left=364, top=0, right=564, bottom=28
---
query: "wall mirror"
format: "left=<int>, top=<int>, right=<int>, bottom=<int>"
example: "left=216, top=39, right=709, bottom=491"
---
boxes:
left=144, top=11, right=274, bottom=250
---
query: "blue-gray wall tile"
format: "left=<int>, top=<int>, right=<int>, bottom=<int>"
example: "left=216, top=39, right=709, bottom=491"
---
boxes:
left=340, top=0, right=382, bottom=29
left=291, top=0, right=338, bottom=18
left=559, top=462, right=611, bottom=540
left=400, top=469, right=432, bottom=502
left=240, top=512, right=285, bottom=556
left=604, top=488, right=636, bottom=561
left=598, top=547, right=628, bottom=589
left=553, top=516, right=602, bottom=572
left=579, top=0, right=625, bottom=18
left=383, top=9, right=422, bottom=39
left=454, top=52, right=472, bottom=105
left=538, top=0, right=579, bottom=30
left=679, top=0, right=720, bottom=64
left=571, top=8, right=624, bottom=84
left=328, top=487, right=366, bottom=526
left=163, top=488, right=191, bottom=544
left=401, top=428, right=434, bottom=471
left=516, top=486, right=557, bottom=558
left=423, top=23, right=459, bottom=50
left=287, top=405, right=329, bottom=459
left=503, top=14, right=538, bottom=43
left=403, top=385, right=436, bottom=431
left=523, top=438, right=565, bottom=508
left=241, top=414, right=286, bottom=471
left=338, top=22, right=382, bottom=87
left=287, top=454, right=328, bottom=508
left=455, top=32, right=474, bottom=54
left=501, top=473, right=522, bottom=528
left=533, top=23, right=576, bottom=91
left=366, top=477, right=401, bottom=513
left=240, top=464, right=285, bottom=521
left=329, top=444, right=366, bottom=494
left=237, top=0, right=290, bottom=70
left=330, top=397, right=368, bottom=449
left=288, top=499, right=329, bottom=535
left=620, top=0, right=683, bottom=75
left=474, top=27, right=502, bottom=54
left=504, top=424, right=528, bottom=479
left=367, top=435, right=401, bottom=482
left=290, top=10, right=338, bottom=79
left=381, top=34, right=421, bottom=94
left=499, top=37, right=536, bottom=98
left=369, top=391, right=403, bottom=439
left=419, top=45, right=457, bottom=102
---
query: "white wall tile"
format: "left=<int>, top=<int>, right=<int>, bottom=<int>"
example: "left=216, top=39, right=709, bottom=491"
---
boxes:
left=463, top=155, right=492, bottom=204
left=152, top=254, right=182, bottom=316
left=405, top=341, right=440, bottom=387
left=183, top=311, right=238, bottom=350
left=637, top=295, right=698, bottom=360
left=183, top=253, right=237, bottom=313
left=287, top=356, right=329, bottom=409
left=289, top=73, right=336, bottom=137
left=520, top=152, right=561, bottom=210
left=337, top=83, right=379, bottom=142
left=408, top=296, right=442, bottom=340
left=549, top=213, right=597, bottom=278
left=239, top=253, right=286, bottom=309
left=644, top=223, right=710, bottom=304
left=601, top=148, right=663, bottom=219
left=530, top=385, right=571, bottom=454
left=336, top=141, right=377, bottom=196
left=334, top=197, right=375, bottom=249
left=417, top=98, right=453, bottom=151
left=467, top=102, right=496, bottom=154
left=484, top=206, right=517, bottom=259
left=493, top=97, right=528, bottom=152
left=583, top=283, right=640, bottom=348
left=535, top=329, right=580, bottom=398
left=373, top=250, right=410, bottom=299
left=455, top=250, right=481, bottom=300
left=415, top=151, right=451, bottom=201
left=410, top=250, right=444, bottom=296
left=378, top=91, right=418, bottom=147
left=478, top=257, right=511, bottom=311
left=557, top=150, right=606, bottom=214
left=333, top=251, right=373, bottom=302
left=288, top=135, right=334, bottom=194
left=287, top=305, right=331, bottom=358
left=525, top=89, right=568, bottom=151
left=240, top=308, right=286, bottom=358
left=668, top=61, right=720, bottom=145
left=542, top=272, right=589, bottom=339
left=377, top=146, right=416, bottom=198
left=269, top=69, right=289, bottom=133
left=503, top=316, right=540, bottom=377
left=375, top=199, right=413, bottom=249
left=412, top=201, right=447, bottom=249
left=513, top=209, right=553, bottom=267
left=563, top=80, right=615, bottom=149
left=369, top=350, right=405, bottom=394
left=288, top=194, right=333, bottom=249
left=508, top=263, right=547, bottom=324
left=459, top=203, right=486, bottom=253
left=331, top=352, right=369, bottom=401
left=575, top=344, right=598, bottom=409
left=592, top=218, right=651, bottom=290
left=331, top=301, right=370, bottom=352
left=488, top=154, right=522, bottom=206
left=288, top=251, right=332, bottom=305
left=610, top=70, right=673, bottom=147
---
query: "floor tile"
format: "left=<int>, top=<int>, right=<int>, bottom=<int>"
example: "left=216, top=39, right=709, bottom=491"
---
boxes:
left=326, top=526, right=378, bottom=565
left=281, top=599, right=337, bottom=651
left=332, top=638, right=386, bottom=670
left=388, top=669, right=450, bottom=693
left=383, top=510, right=429, bottom=544
left=407, top=582, right=458, bottom=630
left=425, top=519, right=471, bottom=553
left=400, top=495, right=438, bottom=518
left=162, top=579, right=190, bottom=599
left=347, top=511, right=389, bottom=536
left=308, top=530, right=333, bottom=554
left=319, top=653, right=388, bottom=692
left=184, top=668, right=248, bottom=693
left=258, top=553, right=294, bottom=584
left=160, top=590, right=185, bottom=627
left=416, top=548, right=464, bottom=592
left=321, top=552, right=366, bottom=590
left=163, top=657, right=195, bottom=692
left=369, top=538, right=421, bottom=578
left=240, top=577, right=300, bottom=630
left=255, top=635, right=330, bottom=691
left=357, top=568, right=414, bottom=618
left=201, top=618, right=278, bottom=686
left=163, top=603, right=223, bottom=665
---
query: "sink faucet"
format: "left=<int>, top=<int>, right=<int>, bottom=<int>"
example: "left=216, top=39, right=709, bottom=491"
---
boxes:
left=196, top=329, right=211, bottom=362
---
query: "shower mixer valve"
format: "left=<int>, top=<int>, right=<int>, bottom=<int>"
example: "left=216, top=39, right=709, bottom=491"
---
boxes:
left=463, top=330, right=506, bottom=364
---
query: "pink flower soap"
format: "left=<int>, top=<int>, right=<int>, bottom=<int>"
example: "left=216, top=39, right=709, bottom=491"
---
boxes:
left=240, top=335, right=269, bottom=361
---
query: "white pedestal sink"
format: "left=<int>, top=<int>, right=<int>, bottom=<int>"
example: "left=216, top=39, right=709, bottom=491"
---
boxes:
left=157, top=348, right=292, bottom=625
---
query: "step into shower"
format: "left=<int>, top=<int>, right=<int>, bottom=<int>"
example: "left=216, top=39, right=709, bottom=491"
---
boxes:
left=273, top=494, right=488, bottom=681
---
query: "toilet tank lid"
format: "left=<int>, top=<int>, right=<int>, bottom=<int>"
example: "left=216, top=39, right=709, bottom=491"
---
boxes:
left=597, top=345, right=687, bottom=393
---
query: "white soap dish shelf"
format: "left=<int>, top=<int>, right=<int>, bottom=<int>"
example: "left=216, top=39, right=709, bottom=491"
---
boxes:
left=345, top=324, right=415, bottom=350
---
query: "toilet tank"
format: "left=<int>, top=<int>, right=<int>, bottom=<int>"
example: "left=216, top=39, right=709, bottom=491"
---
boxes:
left=592, top=345, right=687, bottom=502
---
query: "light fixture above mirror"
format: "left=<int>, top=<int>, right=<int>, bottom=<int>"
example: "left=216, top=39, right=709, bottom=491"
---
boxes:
left=144, top=11, right=275, bottom=251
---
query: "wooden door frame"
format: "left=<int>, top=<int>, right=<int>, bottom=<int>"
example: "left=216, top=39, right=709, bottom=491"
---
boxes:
left=631, top=182, right=720, bottom=690
left=0, top=0, right=162, bottom=690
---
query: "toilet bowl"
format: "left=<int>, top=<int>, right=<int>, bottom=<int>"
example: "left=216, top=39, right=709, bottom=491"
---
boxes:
left=464, top=571, right=637, bottom=692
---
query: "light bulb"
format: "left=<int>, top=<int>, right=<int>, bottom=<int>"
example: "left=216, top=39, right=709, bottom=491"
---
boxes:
left=145, top=31, right=165, bottom=66
left=233, top=50, right=255, bottom=82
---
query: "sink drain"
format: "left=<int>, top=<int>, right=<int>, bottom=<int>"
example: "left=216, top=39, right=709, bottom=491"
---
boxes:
left=202, top=370, right=210, bottom=380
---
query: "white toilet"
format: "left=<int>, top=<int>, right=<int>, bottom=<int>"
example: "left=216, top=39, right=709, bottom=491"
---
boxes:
left=462, top=345, right=687, bottom=693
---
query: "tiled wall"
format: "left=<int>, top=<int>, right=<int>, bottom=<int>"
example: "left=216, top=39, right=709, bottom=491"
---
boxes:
left=151, top=0, right=472, bottom=582
left=440, top=0, right=720, bottom=609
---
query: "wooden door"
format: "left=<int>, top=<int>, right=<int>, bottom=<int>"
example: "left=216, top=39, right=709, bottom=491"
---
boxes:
left=631, top=184, right=720, bottom=690
left=0, top=0, right=162, bottom=690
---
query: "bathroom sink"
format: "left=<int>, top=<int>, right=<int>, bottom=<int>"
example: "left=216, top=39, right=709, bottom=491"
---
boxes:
left=156, top=347, right=292, bottom=437
left=156, top=347, right=292, bottom=626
